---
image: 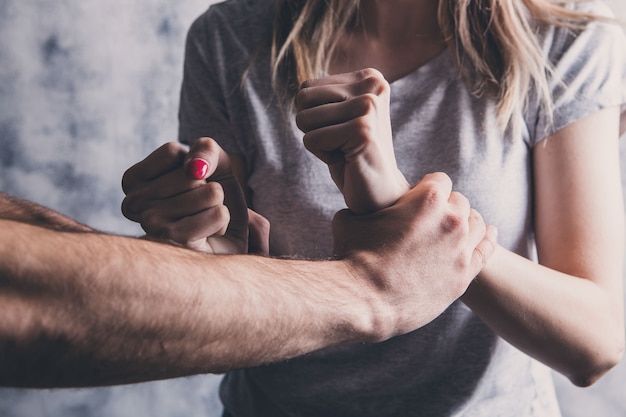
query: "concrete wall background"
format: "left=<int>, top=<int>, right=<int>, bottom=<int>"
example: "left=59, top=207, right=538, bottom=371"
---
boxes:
left=0, top=1, right=624, bottom=416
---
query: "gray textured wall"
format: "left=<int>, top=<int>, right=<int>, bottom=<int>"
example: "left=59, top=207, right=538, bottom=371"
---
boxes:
left=0, top=1, right=624, bottom=416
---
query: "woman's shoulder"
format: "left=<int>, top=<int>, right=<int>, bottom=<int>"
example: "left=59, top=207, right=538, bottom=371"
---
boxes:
left=570, top=0, right=616, bottom=17
left=185, top=0, right=274, bottom=62
left=192, top=0, right=274, bottom=33
left=189, top=0, right=274, bottom=40
left=526, top=0, right=626, bottom=145
left=535, top=1, right=624, bottom=64
left=540, top=0, right=624, bottom=49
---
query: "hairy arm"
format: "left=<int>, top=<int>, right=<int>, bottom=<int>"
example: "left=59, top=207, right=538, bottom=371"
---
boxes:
left=0, top=181, right=495, bottom=388
left=0, top=191, right=371, bottom=386
left=0, top=218, right=374, bottom=387
left=462, top=107, right=625, bottom=386
left=0, top=192, right=92, bottom=232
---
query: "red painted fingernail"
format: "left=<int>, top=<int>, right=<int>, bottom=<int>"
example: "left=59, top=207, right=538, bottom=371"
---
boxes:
left=186, top=158, right=209, bottom=180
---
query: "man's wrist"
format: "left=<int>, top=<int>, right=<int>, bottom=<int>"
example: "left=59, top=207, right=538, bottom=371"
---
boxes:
left=338, top=256, right=395, bottom=343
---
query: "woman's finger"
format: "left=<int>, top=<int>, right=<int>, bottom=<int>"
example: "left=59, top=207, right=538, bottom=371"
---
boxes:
left=297, top=93, right=380, bottom=133
left=296, top=70, right=389, bottom=111
left=121, top=167, right=205, bottom=218
left=122, top=142, right=188, bottom=193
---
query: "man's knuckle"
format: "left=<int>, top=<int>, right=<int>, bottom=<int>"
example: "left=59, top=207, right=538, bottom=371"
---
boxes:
left=442, top=212, right=465, bottom=233
left=431, top=171, right=452, bottom=184
left=420, top=182, right=445, bottom=207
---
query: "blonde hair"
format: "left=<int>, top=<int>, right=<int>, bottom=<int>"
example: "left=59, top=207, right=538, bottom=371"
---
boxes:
left=271, top=0, right=604, bottom=135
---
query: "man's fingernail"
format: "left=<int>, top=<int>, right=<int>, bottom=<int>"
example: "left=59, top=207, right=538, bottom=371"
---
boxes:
left=186, top=158, right=209, bottom=180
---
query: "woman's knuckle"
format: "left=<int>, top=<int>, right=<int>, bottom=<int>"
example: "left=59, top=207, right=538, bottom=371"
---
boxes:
left=166, top=226, right=184, bottom=242
left=120, top=196, right=134, bottom=216
left=348, top=116, right=373, bottom=138
left=204, top=181, right=225, bottom=203
left=352, top=94, right=378, bottom=116
left=141, top=213, right=171, bottom=239
left=360, top=71, right=389, bottom=95
left=121, top=171, right=134, bottom=194
left=214, top=204, right=231, bottom=226
left=257, top=217, right=270, bottom=234
left=162, top=141, right=182, bottom=156
left=141, top=210, right=160, bottom=228
left=295, top=110, right=312, bottom=131
left=302, top=132, right=316, bottom=152
left=357, top=67, right=382, bottom=80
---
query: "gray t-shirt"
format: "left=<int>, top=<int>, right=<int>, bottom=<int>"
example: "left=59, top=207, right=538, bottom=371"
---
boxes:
left=179, top=1, right=626, bottom=416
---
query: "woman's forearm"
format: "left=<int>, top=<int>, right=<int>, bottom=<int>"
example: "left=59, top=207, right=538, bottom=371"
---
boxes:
left=462, top=245, right=625, bottom=387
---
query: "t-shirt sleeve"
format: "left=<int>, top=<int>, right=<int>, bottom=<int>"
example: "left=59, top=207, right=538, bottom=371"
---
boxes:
left=532, top=5, right=626, bottom=146
left=178, top=10, right=243, bottom=155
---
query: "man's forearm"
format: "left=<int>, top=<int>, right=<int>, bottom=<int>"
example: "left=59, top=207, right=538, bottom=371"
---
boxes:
left=0, top=177, right=498, bottom=388
left=0, top=192, right=92, bottom=232
left=0, top=219, right=376, bottom=388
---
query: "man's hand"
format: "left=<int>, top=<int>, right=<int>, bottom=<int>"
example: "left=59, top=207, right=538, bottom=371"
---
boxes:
left=334, top=172, right=498, bottom=340
left=296, top=68, right=410, bottom=215
left=122, top=138, right=269, bottom=254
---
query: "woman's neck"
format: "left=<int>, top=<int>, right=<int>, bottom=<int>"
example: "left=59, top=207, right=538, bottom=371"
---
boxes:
left=329, top=0, right=446, bottom=82
left=358, top=0, right=442, bottom=45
